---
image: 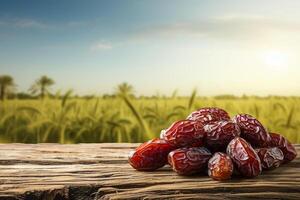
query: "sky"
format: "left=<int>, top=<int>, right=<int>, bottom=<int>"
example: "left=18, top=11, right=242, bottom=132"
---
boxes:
left=1, top=0, right=300, bottom=96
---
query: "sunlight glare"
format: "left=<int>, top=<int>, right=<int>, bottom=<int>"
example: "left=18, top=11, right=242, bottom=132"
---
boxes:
left=263, top=50, right=288, bottom=70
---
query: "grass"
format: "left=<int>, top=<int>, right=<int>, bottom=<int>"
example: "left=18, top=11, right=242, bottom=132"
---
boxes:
left=0, top=95, right=300, bottom=144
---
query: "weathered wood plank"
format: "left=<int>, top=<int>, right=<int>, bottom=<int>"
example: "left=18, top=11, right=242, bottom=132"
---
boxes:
left=0, top=143, right=299, bottom=200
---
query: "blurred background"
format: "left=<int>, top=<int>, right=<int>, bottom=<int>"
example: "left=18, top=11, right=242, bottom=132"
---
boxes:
left=0, top=0, right=300, bottom=143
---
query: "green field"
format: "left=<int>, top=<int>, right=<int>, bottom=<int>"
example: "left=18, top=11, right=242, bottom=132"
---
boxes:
left=0, top=95, right=299, bottom=144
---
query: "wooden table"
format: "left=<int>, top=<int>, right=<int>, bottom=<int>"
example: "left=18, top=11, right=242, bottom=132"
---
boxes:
left=0, top=144, right=299, bottom=200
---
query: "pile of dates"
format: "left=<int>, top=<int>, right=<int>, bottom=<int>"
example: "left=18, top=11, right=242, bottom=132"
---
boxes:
left=128, top=107, right=297, bottom=180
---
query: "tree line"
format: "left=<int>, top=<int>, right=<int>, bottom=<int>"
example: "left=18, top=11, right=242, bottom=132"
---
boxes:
left=0, top=75, right=136, bottom=101
left=0, top=75, right=55, bottom=100
left=2, top=75, right=294, bottom=101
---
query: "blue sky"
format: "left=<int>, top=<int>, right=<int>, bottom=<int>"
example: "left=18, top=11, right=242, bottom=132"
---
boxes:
left=1, top=0, right=300, bottom=96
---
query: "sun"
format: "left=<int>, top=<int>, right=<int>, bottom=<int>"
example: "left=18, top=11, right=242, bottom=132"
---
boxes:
left=263, top=50, right=288, bottom=70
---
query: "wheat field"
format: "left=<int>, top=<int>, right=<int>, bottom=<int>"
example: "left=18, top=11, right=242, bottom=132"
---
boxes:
left=0, top=95, right=299, bottom=144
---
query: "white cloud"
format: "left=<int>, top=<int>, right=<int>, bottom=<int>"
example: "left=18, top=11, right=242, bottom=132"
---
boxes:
left=212, top=14, right=265, bottom=21
left=133, top=14, right=300, bottom=41
left=67, top=21, right=87, bottom=27
left=0, top=17, right=91, bottom=30
left=90, top=41, right=113, bottom=51
left=0, top=18, right=49, bottom=29
left=14, top=19, right=48, bottom=28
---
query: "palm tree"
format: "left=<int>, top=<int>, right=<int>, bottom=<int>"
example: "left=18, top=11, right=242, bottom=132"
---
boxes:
left=30, top=76, right=55, bottom=99
left=115, top=82, right=134, bottom=97
left=0, top=75, right=15, bottom=101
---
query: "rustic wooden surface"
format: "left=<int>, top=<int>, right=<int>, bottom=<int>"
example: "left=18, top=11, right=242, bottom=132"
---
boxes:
left=0, top=143, right=299, bottom=200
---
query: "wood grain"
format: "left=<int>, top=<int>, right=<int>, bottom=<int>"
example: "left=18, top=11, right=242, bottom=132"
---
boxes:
left=0, top=143, right=299, bottom=200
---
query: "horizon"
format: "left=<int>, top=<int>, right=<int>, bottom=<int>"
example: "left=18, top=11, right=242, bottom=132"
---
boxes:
left=1, top=0, right=300, bottom=96
left=4, top=77, right=300, bottom=98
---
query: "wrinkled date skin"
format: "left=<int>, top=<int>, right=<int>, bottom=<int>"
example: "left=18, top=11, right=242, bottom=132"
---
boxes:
left=204, top=120, right=240, bottom=152
left=161, top=120, right=206, bottom=147
left=187, top=107, right=230, bottom=124
left=255, top=147, right=284, bottom=169
left=269, top=132, right=297, bottom=163
left=233, top=114, right=271, bottom=147
left=128, top=138, right=175, bottom=171
left=168, top=147, right=212, bottom=175
left=208, top=152, right=233, bottom=181
left=227, top=137, right=262, bottom=178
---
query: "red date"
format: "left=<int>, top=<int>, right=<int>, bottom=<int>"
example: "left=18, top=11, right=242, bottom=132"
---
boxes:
left=255, top=147, right=284, bottom=169
left=233, top=114, right=271, bottom=147
left=208, top=152, right=233, bottom=181
left=227, top=137, right=262, bottom=178
left=128, top=138, right=175, bottom=171
left=204, top=120, right=240, bottom=152
left=187, top=107, right=230, bottom=124
left=128, top=107, right=297, bottom=180
left=269, top=132, right=297, bottom=163
left=168, top=147, right=212, bottom=175
left=161, top=120, right=206, bottom=148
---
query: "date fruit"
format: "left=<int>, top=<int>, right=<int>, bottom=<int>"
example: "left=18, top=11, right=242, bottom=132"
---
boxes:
left=208, top=152, right=233, bottom=181
left=255, top=147, right=284, bottom=169
left=233, top=114, right=271, bottom=147
left=128, top=138, right=175, bottom=171
left=187, top=107, right=230, bottom=124
left=161, top=120, right=205, bottom=147
left=269, top=132, right=297, bottom=163
left=128, top=106, right=297, bottom=180
left=168, top=147, right=212, bottom=175
left=204, top=120, right=240, bottom=152
left=227, top=137, right=262, bottom=178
